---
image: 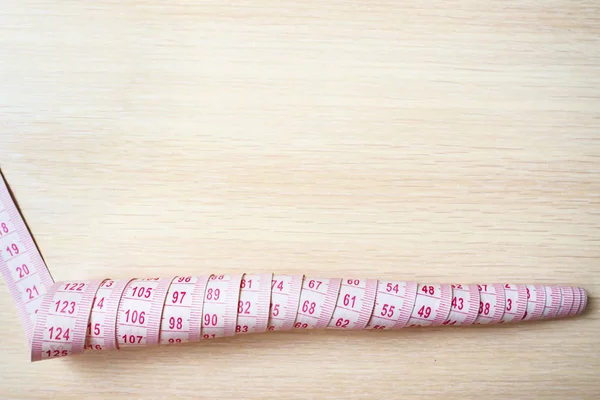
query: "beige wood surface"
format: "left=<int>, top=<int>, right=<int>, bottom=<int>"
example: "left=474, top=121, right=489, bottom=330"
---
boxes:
left=1, top=1, right=599, bottom=398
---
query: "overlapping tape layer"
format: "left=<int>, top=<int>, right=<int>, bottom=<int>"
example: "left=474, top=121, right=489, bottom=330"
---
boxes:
left=29, top=276, right=587, bottom=362
left=0, top=172, right=588, bottom=362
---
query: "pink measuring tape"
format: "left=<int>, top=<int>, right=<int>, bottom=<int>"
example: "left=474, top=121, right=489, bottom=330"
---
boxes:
left=0, top=171, right=589, bottom=362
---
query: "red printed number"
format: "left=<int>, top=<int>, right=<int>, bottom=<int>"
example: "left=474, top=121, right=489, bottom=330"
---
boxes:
left=5, top=243, right=19, bottom=257
left=385, top=283, right=400, bottom=294
left=301, top=300, right=316, bottom=314
left=236, top=325, right=249, bottom=333
left=48, top=326, right=70, bottom=341
left=92, top=296, right=105, bottom=310
left=169, top=317, right=183, bottom=330
left=87, top=323, right=101, bottom=336
left=102, top=280, right=114, bottom=288
left=271, top=303, right=280, bottom=316
left=346, top=279, right=360, bottom=286
left=16, top=264, right=30, bottom=279
left=335, top=318, right=350, bottom=327
left=240, top=279, right=252, bottom=289
left=121, top=335, right=143, bottom=344
left=479, top=302, right=491, bottom=315
left=238, top=301, right=251, bottom=314
left=308, top=280, right=322, bottom=290
left=0, top=222, right=8, bottom=235
left=46, top=350, right=68, bottom=358
left=130, top=286, right=152, bottom=299
left=421, top=286, right=435, bottom=296
left=203, top=314, right=218, bottom=326
left=26, top=285, right=39, bottom=299
left=54, top=300, right=76, bottom=315
left=63, top=282, right=85, bottom=291
left=271, top=280, right=284, bottom=291
left=172, top=291, right=188, bottom=303
left=205, top=289, right=219, bottom=301
left=451, top=297, right=464, bottom=310
left=417, top=306, right=432, bottom=319
left=343, top=294, right=356, bottom=308
left=124, top=309, right=146, bottom=324
left=381, top=304, right=395, bottom=318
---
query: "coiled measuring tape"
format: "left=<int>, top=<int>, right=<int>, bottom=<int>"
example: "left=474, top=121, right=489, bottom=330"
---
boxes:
left=0, top=172, right=588, bottom=362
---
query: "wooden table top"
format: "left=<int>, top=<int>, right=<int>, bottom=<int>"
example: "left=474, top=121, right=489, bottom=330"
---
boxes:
left=1, top=1, right=598, bottom=398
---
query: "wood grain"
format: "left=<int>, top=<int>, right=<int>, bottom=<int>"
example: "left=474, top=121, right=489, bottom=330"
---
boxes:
left=1, top=0, right=599, bottom=398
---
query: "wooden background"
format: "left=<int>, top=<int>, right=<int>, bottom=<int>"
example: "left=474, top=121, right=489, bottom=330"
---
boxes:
left=1, top=1, right=598, bottom=398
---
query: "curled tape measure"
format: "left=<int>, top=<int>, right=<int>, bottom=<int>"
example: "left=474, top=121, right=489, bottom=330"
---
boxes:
left=0, top=172, right=588, bottom=362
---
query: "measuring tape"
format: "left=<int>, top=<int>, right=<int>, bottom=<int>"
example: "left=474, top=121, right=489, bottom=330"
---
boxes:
left=0, top=171, right=588, bottom=362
